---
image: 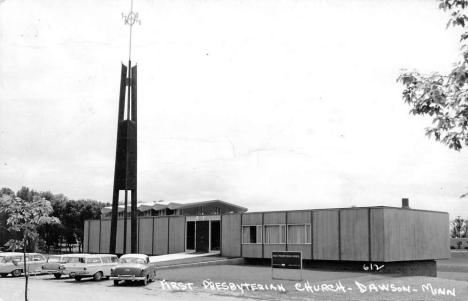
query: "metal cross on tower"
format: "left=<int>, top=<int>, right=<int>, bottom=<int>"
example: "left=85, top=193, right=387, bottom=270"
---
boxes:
left=110, top=0, right=141, bottom=255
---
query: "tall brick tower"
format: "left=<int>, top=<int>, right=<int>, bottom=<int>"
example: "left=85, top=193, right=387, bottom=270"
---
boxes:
left=109, top=2, right=140, bottom=254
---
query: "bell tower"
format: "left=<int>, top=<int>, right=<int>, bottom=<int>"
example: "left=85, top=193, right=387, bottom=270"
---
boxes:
left=110, top=1, right=141, bottom=254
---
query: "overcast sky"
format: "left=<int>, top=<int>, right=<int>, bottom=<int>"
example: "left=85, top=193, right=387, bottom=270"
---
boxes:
left=1, top=0, right=467, bottom=218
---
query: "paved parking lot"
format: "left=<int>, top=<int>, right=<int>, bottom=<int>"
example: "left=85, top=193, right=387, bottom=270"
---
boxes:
left=0, top=273, right=257, bottom=301
left=1, top=264, right=467, bottom=301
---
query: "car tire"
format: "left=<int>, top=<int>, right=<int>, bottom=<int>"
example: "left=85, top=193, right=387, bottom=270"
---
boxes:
left=53, top=273, right=62, bottom=279
left=113, top=280, right=119, bottom=286
left=93, top=272, right=103, bottom=281
left=75, top=276, right=82, bottom=282
left=0, top=273, right=8, bottom=277
left=11, top=269, right=22, bottom=277
left=150, top=271, right=155, bottom=282
left=142, top=276, right=148, bottom=286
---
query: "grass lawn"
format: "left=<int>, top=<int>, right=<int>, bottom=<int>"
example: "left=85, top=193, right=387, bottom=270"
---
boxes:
left=155, top=265, right=468, bottom=301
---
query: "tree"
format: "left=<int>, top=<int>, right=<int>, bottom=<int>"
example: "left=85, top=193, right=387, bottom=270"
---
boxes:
left=0, top=195, right=60, bottom=301
left=451, top=215, right=468, bottom=238
left=397, top=0, right=468, bottom=198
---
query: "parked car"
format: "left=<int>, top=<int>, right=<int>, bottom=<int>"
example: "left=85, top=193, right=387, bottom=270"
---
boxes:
left=110, top=254, right=157, bottom=286
left=41, top=254, right=89, bottom=279
left=62, top=254, right=118, bottom=281
left=0, top=252, right=47, bottom=277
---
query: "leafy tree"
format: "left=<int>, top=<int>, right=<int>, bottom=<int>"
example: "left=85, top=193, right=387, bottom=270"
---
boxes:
left=0, top=195, right=60, bottom=301
left=1, top=187, right=15, bottom=196
left=398, top=0, right=468, bottom=198
left=450, top=215, right=468, bottom=238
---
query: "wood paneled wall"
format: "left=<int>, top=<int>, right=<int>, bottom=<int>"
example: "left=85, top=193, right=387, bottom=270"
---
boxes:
left=382, top=208, right=449, bottom=261
left=153, top=217, right=168, bottom=255
left=88, top=220, right=100, bottom=253
left=84, top=207, right=449, bottom=262
left=340, top=209, right=369, bottom=261
left=83, top=220, right=89, bottom=253
left=138, top=218, right=153, bottom=254
left=221, top=214, right=241, bottom=257
left=99, top=220, right=111, bottom=254
left=168, top=216, right=185, bottom=254
left=313, top=210, right=339, bottom=260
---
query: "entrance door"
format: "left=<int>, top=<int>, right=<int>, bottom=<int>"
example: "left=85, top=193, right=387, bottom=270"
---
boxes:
left=210, top=221, right=220, bottom=251
left=186, top=221, right=195, bottom=250
left=195, top=221, right=209, bottom=252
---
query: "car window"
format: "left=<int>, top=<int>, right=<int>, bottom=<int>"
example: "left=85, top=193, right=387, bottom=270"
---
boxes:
left=119, top=257, right=146, bottom=264
left=47, top=256, right=61, bottom=263
left=33, top=255, right=44, bottom=261
left=4, top=256, right=22, bottom=263
left=101, top=257, right=111, bottom=263
left=86, top=258, right=101, bottom=264
left=68, top=257, right=86, bottom=263
left=111, top=256, right=118, bottom=263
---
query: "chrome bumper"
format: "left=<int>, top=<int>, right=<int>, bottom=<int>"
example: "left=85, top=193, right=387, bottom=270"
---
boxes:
left=110, top=275, right=145, bottom=281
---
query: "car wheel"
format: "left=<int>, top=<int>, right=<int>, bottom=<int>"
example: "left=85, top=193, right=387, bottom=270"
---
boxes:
left=11, top=269, right=22, bottom=277
left=53, top=273, right=62, bottom=279
left=0, top=273, right=8, bottom=277
left=93, top=271, right=103, bottom=281
left=113, top=280, right=119, bottom=286
left=75, top=276, right=82, bottom=282
left=142, top=276, right=148, bottom=286
left=150, top=271, right=155, bottom=282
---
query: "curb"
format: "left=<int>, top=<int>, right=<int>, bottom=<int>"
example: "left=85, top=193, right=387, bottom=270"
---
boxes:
left=156, top=258, right=244, bottom=271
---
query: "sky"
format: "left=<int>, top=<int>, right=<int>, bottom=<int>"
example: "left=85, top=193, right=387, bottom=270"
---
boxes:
left=1, top=0, right=468, bottom=219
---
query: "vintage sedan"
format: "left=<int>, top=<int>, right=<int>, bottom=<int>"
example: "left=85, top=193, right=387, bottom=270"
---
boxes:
left=110, top=254, right=156, bottom=286
left=0, top=252, right=47, bottom=277
left=42, top=254, right=88, bottom=279
left=62, top=254, right=118, bottom=281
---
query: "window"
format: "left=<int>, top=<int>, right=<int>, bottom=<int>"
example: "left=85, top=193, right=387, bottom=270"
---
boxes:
left=33, top=255, right=44, bottom=261
left=264, top=225, right=286, bottom=244
left=242, top=225, right=262, bottom=244
left=101, top=257, right=111, bottom=263
left=287, top=224, right=311, bottom=244
left=86, top=258, right=101, bottom=264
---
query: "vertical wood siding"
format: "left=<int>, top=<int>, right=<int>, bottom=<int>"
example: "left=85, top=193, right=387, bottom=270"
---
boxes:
left=340, top=209, right=369, bottom=261
left=138, top=218, right=153, bottom=255
left=383, top=209, right=449, bottom=261
left=84, top=206, right=448, bottom=262
left=313, top=210, right=339, bottom=260
left=168, top=216, right=185, bottom=254
left=242, top=213, right=263, bottom=225
left=99, top=220, right=111, bottom=254
left=264, top=244, right=286, bottom=258
left=88, top=220, right=101, bottom=253
left=263, top=212, right=286, bottom=224
left=153, top=217, right=169, bottom=255
left=115, top=220, right=123, bottom=254
left=221, top=214, right=241, bottom=257
left=83, top=221, right=89, bottom=253
left=370, top=208, right=385, bottom=261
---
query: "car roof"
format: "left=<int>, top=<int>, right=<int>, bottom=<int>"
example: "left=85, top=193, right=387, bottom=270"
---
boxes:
left=0, top=252, right=41, bottom=256
left=120, top=254, right=148, bottom=259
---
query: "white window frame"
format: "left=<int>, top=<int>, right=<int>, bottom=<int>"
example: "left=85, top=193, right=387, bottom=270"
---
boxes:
left=263, top=224, right=286, bottom=244
left=287, top=223, right=311, bottom=244
left=242, top=225, right=262, bottom=244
